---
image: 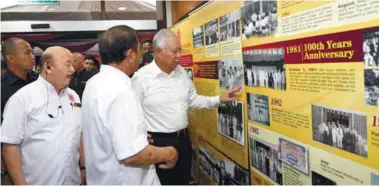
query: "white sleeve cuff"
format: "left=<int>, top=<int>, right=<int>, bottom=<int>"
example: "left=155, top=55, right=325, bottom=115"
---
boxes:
left=115, top=134, right=149, bottom=161
left=1, top=136, right=22, bottom=145
left=211, top=96, right=222, bottom=107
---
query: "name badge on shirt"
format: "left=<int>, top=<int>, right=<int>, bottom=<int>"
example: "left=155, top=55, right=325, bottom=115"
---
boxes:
left=73, top=103, right=81, bottom=108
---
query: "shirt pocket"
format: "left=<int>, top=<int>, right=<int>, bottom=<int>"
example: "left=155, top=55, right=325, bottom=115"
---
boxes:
left=174, top=77, right=190, bottom=103
left=144, top=79, right=173, bottom=107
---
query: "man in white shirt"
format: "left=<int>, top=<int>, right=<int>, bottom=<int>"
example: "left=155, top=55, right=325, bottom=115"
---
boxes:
left=331, top=121, right=337, bottom=147
left=132, top=29, right=240, bottom=185
left=336, top=123, right=344, bottom=148
left=246, top=67, right=252, bottom=86
left=251, top=13, right=258, bottom=22
left=364, top=52, right=375, bottom=67
left=1, top=46, right=84, bottom=185
left=260, top=13, right=269, bottom=36
left=82, top=25, right=178, bottom=185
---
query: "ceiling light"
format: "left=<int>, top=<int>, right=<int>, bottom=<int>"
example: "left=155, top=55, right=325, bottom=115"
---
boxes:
left=118, top=7, right=126, bottom=11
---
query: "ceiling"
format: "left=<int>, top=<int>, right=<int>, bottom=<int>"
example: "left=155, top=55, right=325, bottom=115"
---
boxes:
left=1, top=0, right=163, bottom=20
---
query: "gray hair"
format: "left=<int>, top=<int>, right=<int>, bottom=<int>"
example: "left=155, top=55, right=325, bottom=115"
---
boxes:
left=152, top=29, right=177, bottom=52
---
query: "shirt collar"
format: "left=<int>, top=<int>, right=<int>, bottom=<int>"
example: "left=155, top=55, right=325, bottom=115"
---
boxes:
left=3, top=70, right=27, bottom=85
left=150, top=61, right=164, bottom=78
left=100, top=64, right=131, bottom=84
left=76, top=69, right=89, bottom=76
left=38, top=75, right=69, bottom=96
left=150, top=60, right=180, bottom=78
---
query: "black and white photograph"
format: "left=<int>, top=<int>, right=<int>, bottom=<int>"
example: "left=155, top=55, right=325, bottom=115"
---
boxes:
left=218, top=58, right=243, bottom=89
left=199, top=146, right=250, bottom=185
left=312, top=105, right=368, bottom=157
left=193, top=26, right=205, bottom=48
left=312, top=171, right=337, bottom=185
left=190, top=145, right=199, bottom=183
left=218, top=101, right=245, bottom=146
left=241, top=0, right=278, bottom=39
left=205, top=18, right=219, bottom=45
left=220, top=10, right=241, bottom=42
left=185, top=68, right=194, bottom=81
left=363, top=28, right=379, bottom=67
left=199, top=146, right=216, bottom=180
left=372, top=172, right=379, bottom=185
left=249, top=137, right=282, bottom=185
left=247, top=93, right=270, bottom=126
left=279, top=138, right=309, bottom=175
left=364, top=69, right=379, bottom=106
left=244, top=47, right=286, bottom=90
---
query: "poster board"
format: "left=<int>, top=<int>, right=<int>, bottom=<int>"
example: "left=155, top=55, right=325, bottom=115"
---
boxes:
left=190, top=0, right=250, bottom=169
left=241, top=0, right=379, bottom=184
left=169, top=0, right=379, bottom=185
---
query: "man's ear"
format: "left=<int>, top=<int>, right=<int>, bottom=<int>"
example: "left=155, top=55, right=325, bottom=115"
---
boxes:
left=44, top=62, right=52, bottom=75
left=155, top=48, right=163, bottom=57
left=5, top=55, right=14, bottom=64
left=125, top=48, right=134, bottom=63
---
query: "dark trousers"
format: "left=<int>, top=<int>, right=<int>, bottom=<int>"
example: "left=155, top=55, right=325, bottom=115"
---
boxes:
left=148, top=130, right=192, bottom=185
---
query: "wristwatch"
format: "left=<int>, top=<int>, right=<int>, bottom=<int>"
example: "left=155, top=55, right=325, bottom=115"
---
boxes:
left=79, top=166, right=86, bottom=170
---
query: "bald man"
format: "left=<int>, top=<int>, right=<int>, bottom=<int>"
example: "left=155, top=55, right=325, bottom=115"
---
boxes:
left=1, top=46, right=84, bottom=185
left=69, top=52, right=97, bottom=99
left=73, top=52, right=85, bottom=72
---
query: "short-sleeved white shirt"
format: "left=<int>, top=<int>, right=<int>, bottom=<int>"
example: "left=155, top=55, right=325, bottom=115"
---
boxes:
left=1, top=76, right=82, bottom=185
left=132, top=61, right=221, bottom=133
left=82, top=65, right=160, bottom=185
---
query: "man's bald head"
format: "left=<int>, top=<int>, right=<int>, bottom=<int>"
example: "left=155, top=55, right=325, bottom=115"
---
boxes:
left=40, top=46, right=75, bottom=92
left=73, top=52, right=84, bottom=59
left=40, top=46, right=72, bottom=68
left=72, top=52, right=85, bottom=72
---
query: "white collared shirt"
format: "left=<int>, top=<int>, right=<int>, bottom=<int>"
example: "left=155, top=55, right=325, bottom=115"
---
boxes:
left=1, top=76, right=82, bottom=185
left=82, top=65, right=160, bottom=185
left=132, top=61, right=221, bottom=133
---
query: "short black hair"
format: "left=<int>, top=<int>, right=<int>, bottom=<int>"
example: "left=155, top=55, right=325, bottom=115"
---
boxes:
left=142, top=40, right=152, bottom=45
left=1, top=37, right=24, bottom=63
left=99, top=25, right=139, bottom=65
left=85, top=55, right=100, bottom=69
left=142, top=53, right=154, bottom=63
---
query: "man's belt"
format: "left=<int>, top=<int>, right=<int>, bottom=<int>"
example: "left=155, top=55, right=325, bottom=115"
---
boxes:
left=148, top=128, right=189, bottom=138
